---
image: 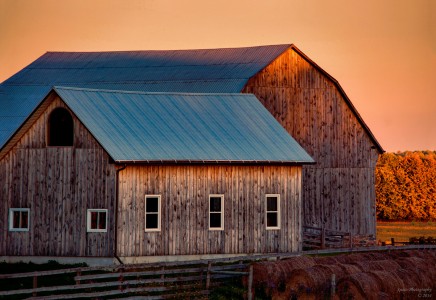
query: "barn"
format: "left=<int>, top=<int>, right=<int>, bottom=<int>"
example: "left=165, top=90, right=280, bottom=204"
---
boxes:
left=0, top=44, right=383, bottom=262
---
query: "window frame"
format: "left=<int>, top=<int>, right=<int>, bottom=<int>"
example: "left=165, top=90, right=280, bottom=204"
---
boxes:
left=145, top=195, right=161, bottom=232
left=209, top=194, right=224, bottom=231
left=86, top=209, right=108, bottom=233
left=265, top=194, right=281, bottom=230
left=9, top=208, right=30, bottom=232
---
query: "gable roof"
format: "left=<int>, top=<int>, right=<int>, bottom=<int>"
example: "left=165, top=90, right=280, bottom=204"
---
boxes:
left=47, top=87, right=313, bottom=164
left=0, top=44, right=383, bottom=153
left=0, top=45, right=291, bottom=148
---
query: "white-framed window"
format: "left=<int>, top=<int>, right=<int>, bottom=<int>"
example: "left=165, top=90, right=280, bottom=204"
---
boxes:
left=145, top=195, right=161, bottom=232
left=87, top=209, right=108, bottom=232
left=209, top=194, right=224, bottom=230
left=9, top=208, right=30, bottom=232
left=266, top=194, right=280, bottom=230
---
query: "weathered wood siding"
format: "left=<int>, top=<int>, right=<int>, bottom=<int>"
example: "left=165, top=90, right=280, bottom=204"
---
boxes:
left=243, top=48, right=380, bottom=235
left=0, top=95, right=116, bottom=256
left=117, top=165, right=302, bottom=256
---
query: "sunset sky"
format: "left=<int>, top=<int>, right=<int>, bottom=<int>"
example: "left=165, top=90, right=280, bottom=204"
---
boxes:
left=0, top=0, right=434, bottom=152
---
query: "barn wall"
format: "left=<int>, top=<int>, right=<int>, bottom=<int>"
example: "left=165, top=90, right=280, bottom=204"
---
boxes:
left=117, top=165, right=302, bottom=256
left=243, top=48, right=380, bottom=235
left=0, top=96, right=116, bottom=256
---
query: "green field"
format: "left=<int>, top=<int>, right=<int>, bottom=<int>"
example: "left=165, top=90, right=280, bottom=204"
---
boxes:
left=376, top=221, right=436, bottom=243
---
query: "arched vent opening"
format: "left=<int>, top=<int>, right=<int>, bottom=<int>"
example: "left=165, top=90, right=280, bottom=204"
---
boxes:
left=48, top=107, right=74, bottom=146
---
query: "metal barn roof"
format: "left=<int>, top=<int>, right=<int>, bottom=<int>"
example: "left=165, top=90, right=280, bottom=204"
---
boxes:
left=54, top=87, right=314, bottom=163
left=0, top=44, right=291, bottom=148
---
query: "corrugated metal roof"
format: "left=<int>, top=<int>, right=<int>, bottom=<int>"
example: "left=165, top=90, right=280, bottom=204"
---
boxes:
left=0, top=45, right=291, bottom=148
left=54, top=87, right=313, bottom=163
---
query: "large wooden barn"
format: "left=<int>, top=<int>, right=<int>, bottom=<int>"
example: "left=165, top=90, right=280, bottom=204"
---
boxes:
left=0, top=44, right=383, bottom=262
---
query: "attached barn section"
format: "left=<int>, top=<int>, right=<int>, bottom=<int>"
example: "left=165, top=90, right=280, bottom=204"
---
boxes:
left=243, top=46, right=381, bottom=235
left=0, top=87, right=311, bottom=260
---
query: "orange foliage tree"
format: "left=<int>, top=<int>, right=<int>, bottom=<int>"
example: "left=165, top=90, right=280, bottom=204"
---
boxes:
left=376, top=151, right=436, bottom=221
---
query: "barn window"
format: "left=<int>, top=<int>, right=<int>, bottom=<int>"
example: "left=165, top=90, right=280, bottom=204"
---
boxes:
left=87, top=209, right=108, bottom=232
left=48, top=107, right=74, bottom=146
left=209, top=195, right=224, bottom=230
left=145, top=195, right=161, bottom=231
left=266, top=194, right=280, bottom=230
left=9, top=208, right=30, bottom=232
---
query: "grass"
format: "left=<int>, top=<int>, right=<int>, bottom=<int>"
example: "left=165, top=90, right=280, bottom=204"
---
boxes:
left=376, top=221, right=436, bottom=243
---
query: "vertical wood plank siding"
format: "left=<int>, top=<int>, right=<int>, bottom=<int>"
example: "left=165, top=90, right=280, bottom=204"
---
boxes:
left=117, top=165, right=302, bottom=256
left=243, top=48, right=379, bottom=235
left=0, top=97, right=116, bottom=256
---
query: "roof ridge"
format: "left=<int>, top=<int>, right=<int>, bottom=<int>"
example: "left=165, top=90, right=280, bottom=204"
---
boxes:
left=53, top=86, right=255, bottom=97
left=26, top=61, right=267, bottom=70
left=44, top=44, right=292, bottom=55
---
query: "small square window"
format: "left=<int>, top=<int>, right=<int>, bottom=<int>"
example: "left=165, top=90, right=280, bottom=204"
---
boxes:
left=145, top=195, right=161, bottom=232
left=266, top=195, right=280, bottom=230
left=87, top=209, right=108, bottom=232
left=9, top=208, right=30, bottom=232
left=209, top=195, right=224, bottom=230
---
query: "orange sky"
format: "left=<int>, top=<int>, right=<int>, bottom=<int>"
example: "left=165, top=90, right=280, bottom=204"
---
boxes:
left=0, top=0, right=435, bottom=151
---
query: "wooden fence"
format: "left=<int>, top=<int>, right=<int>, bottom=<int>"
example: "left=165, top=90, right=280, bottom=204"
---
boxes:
left=303, top=225, right=352, bottom=249
left=0, top=259, right=253, bottom=299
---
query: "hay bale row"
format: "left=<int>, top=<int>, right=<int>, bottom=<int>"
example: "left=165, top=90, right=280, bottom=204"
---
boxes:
left=337, top=253, right=436, bottom=299
left=252, top=250, right=436, bottom=299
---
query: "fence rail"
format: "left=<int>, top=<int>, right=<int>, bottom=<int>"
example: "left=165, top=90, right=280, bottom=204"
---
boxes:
left=0, top=259, right=252, bottom=299
left=303, top=225, right=352, bottom=249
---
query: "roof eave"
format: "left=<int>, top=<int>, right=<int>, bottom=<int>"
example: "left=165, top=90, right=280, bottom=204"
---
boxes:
left=113, top=159, right=316, bottom=166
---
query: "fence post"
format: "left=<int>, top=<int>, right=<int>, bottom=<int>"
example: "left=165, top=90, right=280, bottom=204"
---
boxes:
left=32, top=275, right=38, bottom=297
left=206, top=261, right=212, bottom=290
left=76, top=270, right=81, bottom=285
left=330, top=274, right=336, bottom=298
left=248, top=265, right=253, bottom=300
left=391, top=238, right=395, bottom=246
left=119, top=267, right=124, bottom=291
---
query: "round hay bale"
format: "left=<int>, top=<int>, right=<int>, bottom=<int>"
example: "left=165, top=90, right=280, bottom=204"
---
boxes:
left=394, top=268, right=423, bottom=288
left=280, top=265, right=341, bottom=299
left=369, top=270, right=405, bottom=295
left=353, top=259, right=401, bottom=272
left=396, top=257, right=436, bottom=284
left=313, top=256, right=339, bottom=265
left=252, top=256, right=315, bottom=297
left=278, top=264, right=359, bottom=299
left=274, top=262, right=365, bottom=299
left=334, top=253, right=362, bottom=264
left=363, top=251, right=390, bottom=261
left=338, top=263, right=362, bottom=275
left=398, top=256, right=435, bottom=272
left=336, top=272, right=382, bottom=300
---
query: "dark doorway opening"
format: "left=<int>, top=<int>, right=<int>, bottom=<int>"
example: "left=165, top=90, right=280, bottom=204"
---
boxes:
left=48, top=108, right=74, bottom=146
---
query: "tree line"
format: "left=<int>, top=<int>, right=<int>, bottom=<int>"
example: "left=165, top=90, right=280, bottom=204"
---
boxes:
left=376, top=151, right=436, bottom=221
